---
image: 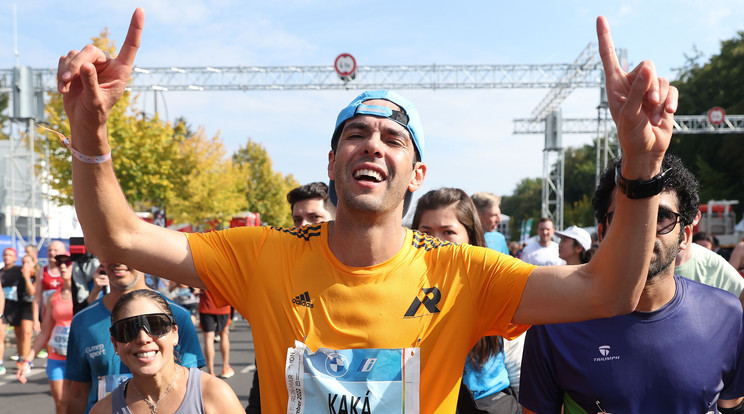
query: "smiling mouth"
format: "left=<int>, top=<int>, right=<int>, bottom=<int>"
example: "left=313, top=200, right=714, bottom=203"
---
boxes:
left=135, top=351, right=157, bottom=359
left=354, top=169, right=383, bottom=183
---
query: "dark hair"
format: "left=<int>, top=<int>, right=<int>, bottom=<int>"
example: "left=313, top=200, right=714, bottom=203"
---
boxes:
left=538, top=217, right=554, bottom=226
left=286, top=182, right=336, bottom=216
left=411, top=188, right=497, bottom=367
left=411, top=187, right=486, bottom=248
left=111, top=289, right=174, bottom=323
left=593, top=154, right=700, bottom=238
left=693, top=232, right=714, bottom=245
left=571, top=239, right=594, bottom=264
left=110, top=289, right=182, bottom=363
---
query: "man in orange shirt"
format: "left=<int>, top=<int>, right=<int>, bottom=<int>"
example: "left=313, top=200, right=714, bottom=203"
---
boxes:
left=58, top=9, right=678, bottom=412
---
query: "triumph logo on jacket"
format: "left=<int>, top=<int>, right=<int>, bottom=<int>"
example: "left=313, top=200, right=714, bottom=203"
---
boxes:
left=594, top=345, right=620, bottom=362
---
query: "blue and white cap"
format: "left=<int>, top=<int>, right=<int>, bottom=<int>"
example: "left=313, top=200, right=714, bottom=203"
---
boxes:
left=328, top=90, right=425, bottom=215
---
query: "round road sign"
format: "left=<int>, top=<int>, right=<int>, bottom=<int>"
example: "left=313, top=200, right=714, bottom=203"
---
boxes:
left=708, top=106, right=726, bottom=126
left=334, top=53, right=357, bottom=77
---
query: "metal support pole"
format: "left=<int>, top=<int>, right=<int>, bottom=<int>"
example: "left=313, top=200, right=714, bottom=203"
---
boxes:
left=29, top=118, right=36, bottom=243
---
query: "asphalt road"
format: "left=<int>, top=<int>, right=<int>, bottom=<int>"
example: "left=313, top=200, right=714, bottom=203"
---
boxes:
left=0, top=318, right=257, bottom=412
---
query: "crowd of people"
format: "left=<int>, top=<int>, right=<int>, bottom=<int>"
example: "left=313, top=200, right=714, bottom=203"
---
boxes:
left=2, top=7, right=744, bottom=414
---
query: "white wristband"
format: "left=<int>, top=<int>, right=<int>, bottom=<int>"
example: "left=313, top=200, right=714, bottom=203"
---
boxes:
left=40, top=126, right=111, bottom=164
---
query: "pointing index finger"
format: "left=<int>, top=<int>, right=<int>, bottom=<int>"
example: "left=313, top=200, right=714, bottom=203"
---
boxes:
left=597, top=16, right=621, bottom=79
left=117, top=8, right=145, bottom=67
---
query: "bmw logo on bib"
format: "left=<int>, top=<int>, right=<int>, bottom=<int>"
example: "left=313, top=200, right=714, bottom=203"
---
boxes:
left=325, top=352, right=349, bottom=377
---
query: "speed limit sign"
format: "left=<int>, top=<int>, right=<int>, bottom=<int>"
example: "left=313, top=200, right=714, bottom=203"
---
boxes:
left=334, top=53, right=357, bottom=78
left=707, top=106, right=726, bottom=126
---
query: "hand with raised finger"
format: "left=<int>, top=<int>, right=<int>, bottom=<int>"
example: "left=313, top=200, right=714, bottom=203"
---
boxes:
left=596, top=16, right=677, bottom=177
left=57, top=8, right=144, bottom=139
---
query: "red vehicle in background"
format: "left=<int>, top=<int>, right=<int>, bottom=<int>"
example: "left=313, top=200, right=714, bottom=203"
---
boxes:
left=694, top=200, right=743, bottom=247
left=229, top=212, right=261, bottom=228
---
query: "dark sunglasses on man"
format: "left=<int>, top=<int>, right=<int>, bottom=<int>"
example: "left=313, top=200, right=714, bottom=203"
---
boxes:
left=606, top=207, right=682, bottom=235
left=110, top=313, right=175, bottom=343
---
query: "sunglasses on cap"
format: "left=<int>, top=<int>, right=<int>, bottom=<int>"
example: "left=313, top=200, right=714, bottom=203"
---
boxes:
left=110, top=313, right=175, bottom=343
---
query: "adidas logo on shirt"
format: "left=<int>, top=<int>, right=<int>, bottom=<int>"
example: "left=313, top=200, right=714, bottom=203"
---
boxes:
left=292, top=291, right=314, bottom=308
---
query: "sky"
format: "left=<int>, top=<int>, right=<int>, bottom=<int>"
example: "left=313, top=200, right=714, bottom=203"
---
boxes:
left=2, top=0, right=744, bottom=219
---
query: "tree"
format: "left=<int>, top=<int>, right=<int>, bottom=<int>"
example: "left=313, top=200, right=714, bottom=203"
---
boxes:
left=232, top=139, right=300, bottom=227
left=561, top=143, right=599, bottom=227
left=0, top=92, right=9, bottom=140
left=42, top=29, right=254, bottom=231
left=501, top=142, right=599, bottom=240
left=167, top=126, right=246, bottom=228
left=671, top=33, right=744, bottom=218
left=43, top=28, right=186, bottom=210
left=502, top=178, right=542, bottom=240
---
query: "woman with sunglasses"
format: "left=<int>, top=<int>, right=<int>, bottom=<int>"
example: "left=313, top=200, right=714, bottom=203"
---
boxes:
left=90, top=289, right=242, bottom=414
left=17, top=254, right=74, bottom=413
left=411, top=188, right=520, bottom=414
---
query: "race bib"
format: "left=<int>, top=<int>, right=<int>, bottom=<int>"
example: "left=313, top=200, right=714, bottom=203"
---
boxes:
left=3, top=286, right=18, bottom=302
left=285, top=340, right=420, bottom=414
left=97, top=373, right=132, bottom=401
left=48, top=326, right=70, bottom=356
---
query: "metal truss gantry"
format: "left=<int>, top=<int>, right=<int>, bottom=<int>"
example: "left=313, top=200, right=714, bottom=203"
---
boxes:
left=1, top=51, right=610, bottom=244
left=0, top=60, right=605, bottom=94
left=514, top=115, right=744, bottom=135
left=514, top=112, right=744, bottom=229
left=515, top=43, right=608, bottom=230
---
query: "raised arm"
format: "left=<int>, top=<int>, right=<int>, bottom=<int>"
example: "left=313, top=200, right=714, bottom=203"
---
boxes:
left=58, top=8, right=203, bottom=288
left=513, top=16, right=678, bottom=324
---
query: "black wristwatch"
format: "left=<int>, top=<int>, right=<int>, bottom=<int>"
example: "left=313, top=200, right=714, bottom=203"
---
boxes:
left=615, top=163, right=671, bottom=199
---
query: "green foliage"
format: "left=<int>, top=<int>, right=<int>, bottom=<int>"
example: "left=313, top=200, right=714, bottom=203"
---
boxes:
left=45, top=86, right=182, bottom=208
left=564, top=195, right=596, bottom=228
left=671, top=32, right=744, bottom=218
left=232, top=139, right=300, bottom=227
left=0, top=92, right=9, bottom=140
left=502, top=177, right=542, bottom=240
left=501, top=143, right=599, bottom=240
left=168, top=128, right=246, bottom=228
left=501, top=31, right=744, bottom=235
left=41, top=28, right=296, bottom=230
left=562, top=144, right=599, bottom=227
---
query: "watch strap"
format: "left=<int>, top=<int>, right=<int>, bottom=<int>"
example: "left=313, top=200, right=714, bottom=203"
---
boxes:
left=615, top=163, right=671, bottom=199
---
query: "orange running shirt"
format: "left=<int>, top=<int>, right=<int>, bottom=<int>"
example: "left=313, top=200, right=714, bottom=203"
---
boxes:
left=186, top=222, right=534, bottom=413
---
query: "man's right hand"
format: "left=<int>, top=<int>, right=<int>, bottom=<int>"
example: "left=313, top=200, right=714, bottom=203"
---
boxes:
left=57, top=8, right=144, bottom=141
left=596, top=15, right=677, bottom=179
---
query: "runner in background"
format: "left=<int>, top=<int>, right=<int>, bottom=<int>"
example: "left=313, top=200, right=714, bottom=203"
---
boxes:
left=17, top=253, right=74, bottom=414
left=198, top=288, right=234, bottom=379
